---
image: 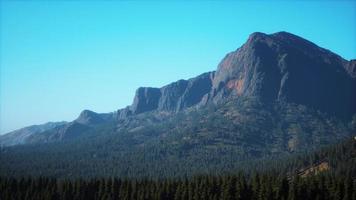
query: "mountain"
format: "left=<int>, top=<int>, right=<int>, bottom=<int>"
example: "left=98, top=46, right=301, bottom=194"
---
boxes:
left=0, top=121, right=67, bottom=146
left=1, top=31, right=355, bottom=178
left=117, top=31, right=355, bottom=119
left=75, top=110, right=108, bottom=125
left=130, top=71, right=214, bottom=114
left=211, top=32, right=355, bottom=117
left=3, top=31, right=354, bottom=147
left=24, top=110, right=116, bottom=144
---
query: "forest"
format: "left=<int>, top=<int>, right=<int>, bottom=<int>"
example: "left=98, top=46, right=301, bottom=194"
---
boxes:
left=1, top=172, right=355, bottom=200
left=1, top=136, right=355, bottom=200
left=2, top=100, right=354, bottom=179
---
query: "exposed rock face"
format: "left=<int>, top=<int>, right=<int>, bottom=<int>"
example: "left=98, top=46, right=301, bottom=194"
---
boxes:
left=128, top=31, right=355, bottom=119
left=211, top=32, right=280, bottom=102
left=177, top=72, right=214, bottom=110
left=346, top=59, right=356, bottom=78
left=210, top=31, right=356, bottom=118
left=56, top=122, right=89, bottom=140
left=3, top=31, right=355, bottom=146
left=117, top=106, right=132, bottom=120
left=76, top=110, right=105, bottom=125
left=131, top=87, right=161, bottom=114
left=158, top=80, right=188, bottom=111
left=129, top=72, right=214, bottom=114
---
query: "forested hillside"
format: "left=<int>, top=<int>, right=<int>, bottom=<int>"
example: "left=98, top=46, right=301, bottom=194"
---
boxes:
left=1, top=99, right=354, bottom=178
left=1, top=31, right=355, bottom=180
left=1, top=137, right=355, bottom=200
left=1, top=31, right=355, bottom=199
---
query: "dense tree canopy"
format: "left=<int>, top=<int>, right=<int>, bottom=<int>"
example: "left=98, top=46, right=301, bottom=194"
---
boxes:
left=1, top=100, right=354, bottom=179
left=1, top=137, right=355, bottom=200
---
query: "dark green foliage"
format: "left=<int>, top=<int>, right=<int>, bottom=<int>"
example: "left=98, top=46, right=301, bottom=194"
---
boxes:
left=1, top=135, right=355, bottom=200
left=0, top=99, right=353, bottom=179
left=0, top=173, right=354, bottom=200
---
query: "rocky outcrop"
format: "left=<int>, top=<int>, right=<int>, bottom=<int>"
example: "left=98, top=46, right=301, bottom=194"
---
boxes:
left=129, top=72, right=214, bottom=114
left=76, top=110, right=105, bottom=125
left=177, top=72, right=214, bottom=110
left=125, top=31, right=355, bottom=119
left=128, top=31, right=356, bottom=119
left=210, top=31, right=356, bottom=118
left=117, top=106, right=132, bottom=120
left=158, top=80, right=188, bottom=111
left=131, top=87, right=161, bottom=114
left=346, top=59, right=356, bottom=78
left=3, top=31, right=356, bottom=146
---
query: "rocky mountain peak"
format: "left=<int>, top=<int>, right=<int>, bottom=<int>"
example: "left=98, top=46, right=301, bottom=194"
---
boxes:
left=125, top=31, right=355, bottom=119
left=76, top=110, right=104, bottom=125
left=2, top=31, right=355, bottom=147
left=212, top=32, right=354, bottom=115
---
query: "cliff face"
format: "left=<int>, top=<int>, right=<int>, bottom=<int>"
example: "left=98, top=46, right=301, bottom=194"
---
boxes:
left=75, top=110, right=105, bottom=125
left=127, top=31, right=356, bottom=118
left=346, top=59, right=356, bottom=78
left=2, top=31, right=355, bottom=146
left=128, top=72, right=214, bottom=115
left=131, top=87, right=161, bottom=114
left=210, top=32, right=356, bottom=118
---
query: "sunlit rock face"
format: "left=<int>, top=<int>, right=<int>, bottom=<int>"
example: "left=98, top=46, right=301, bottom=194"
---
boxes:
left=128, top=31, right=355, bottom=118
left=129, top=72, right=214, bottom=114
left=209, top=31, right=356, bottom=118
left=4, top=31, right=355, bottom=147
left=95, top=31, right=356, bottom=119
left=76, top=110, right=105, bottom=125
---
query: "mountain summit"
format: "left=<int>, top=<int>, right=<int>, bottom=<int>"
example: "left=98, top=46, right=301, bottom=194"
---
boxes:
left=1, top=31, right=355, bottom=147
left=1, top=31, right=355, bottom=178
left=117, top=31, right=355, bottom=119
left=210, top=31, right=355, bottom=117
left=76, top=110, right=105, bottom=125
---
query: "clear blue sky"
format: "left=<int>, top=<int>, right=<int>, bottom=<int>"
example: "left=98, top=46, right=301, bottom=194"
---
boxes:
left=0, top=1, right=355, bottom=134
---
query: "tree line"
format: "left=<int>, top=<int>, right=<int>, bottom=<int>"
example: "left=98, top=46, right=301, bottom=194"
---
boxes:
left=1, top=172, right=355, bottom=200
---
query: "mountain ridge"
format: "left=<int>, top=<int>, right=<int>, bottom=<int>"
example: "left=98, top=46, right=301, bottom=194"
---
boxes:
left=1, top=31, right=356, bottom=178
left=0, top=121, right=67, bottom=146
left=1, top=31, right=355, bottom=147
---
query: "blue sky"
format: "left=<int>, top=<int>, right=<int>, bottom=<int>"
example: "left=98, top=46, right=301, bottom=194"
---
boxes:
left=0, top=1, right=355, bottom=134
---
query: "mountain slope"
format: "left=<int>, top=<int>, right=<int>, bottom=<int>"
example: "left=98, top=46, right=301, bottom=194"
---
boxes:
left=0, top=98, right=354, bottom=178
left=25, top=110, right=116, bottom=144
left=0, top=122, right=67, bottom=146
left=210, top=31, right=355, bottom=117
left=0, top=31, right=355, bottom=178
left=2, top=31, right=354, bottom=146
left=123, top=31, right=356, bottom=119
left=2, top=137, right=355, bottom=200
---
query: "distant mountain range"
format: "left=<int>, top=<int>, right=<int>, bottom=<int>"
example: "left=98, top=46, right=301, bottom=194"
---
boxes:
left=1, top=31, right=355, bottom=178
left=0, top=122, right=66, bottom=146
